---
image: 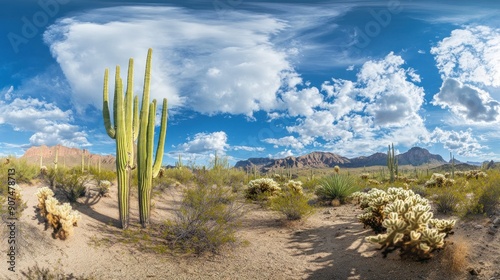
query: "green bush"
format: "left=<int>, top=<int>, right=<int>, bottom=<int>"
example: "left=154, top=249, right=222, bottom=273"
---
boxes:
left=270, top=184, right=313, bottom=220
left=0, top=157, right=38, bottom=185
left=435, top=192, right=459, bottom=214
left=45, top=167, right=66, bottom=188
left=163, top=184, right=242, bottom=254
left=300, top=177, right=322, bottom=192
left=89, top=168, right=116, bottom=184
left=315, top=174, right=358, bottom=202
left=58, top=172, right=91, bottom=202
left=159, top=167, right=194, bottom=185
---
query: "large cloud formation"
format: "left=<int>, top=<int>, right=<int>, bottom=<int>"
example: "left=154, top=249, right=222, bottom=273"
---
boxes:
left=43, top=6, right=299, bottom=116
left=431, top=25, right=500, bottom=124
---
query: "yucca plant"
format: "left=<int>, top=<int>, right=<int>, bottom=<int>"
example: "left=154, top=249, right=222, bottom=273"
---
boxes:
left=315, top=174, right=359, bottom=203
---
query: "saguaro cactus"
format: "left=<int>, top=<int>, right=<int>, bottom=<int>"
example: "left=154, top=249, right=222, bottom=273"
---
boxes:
left=54, top=146, right=59, bottom=170
left=81, top=150, right=85, bottom=173
left=387, top=143, right=398, bottom=183
left=137, top=48, right=168, bottom=228
left=102, top=56, right=139, bottom=229
left=450, top=152, right=455, bottom=179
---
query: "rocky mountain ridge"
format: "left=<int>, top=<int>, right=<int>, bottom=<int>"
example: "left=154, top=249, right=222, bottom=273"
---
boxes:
left=235, top=147, right=446, bottom=172
left=21, top=145, right=115, bottom=170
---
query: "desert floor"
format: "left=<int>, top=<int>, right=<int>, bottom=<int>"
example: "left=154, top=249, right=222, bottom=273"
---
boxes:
left=1, top=182, right=499, bottom=280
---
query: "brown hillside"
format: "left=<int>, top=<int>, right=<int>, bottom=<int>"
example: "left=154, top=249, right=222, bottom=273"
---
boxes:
left=21, top=144, right=116, bottom=170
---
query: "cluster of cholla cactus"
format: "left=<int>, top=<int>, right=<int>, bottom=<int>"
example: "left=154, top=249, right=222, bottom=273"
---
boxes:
left=9, top=184, right=27, bottom=218
left=351, top=187, right=455, bottom=260
left=360, top=173, right=370, bottom=180
left=334, top=165, right=340, bottom=174
left=245, top=178, right=282, bottom=200
left=102, top=48, right=167, bottom=229
left=35, top=187, right=81, bottom=240
left=282, top=180, right=304, bottom=195
left=368, top=179, right=381, bottom=185
left=424, top=173, right=455, bottom=188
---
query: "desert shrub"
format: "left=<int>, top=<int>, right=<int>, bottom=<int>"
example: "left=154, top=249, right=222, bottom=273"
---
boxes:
left=353, top=187, right=455, bottom=260
left=270, top=183, right=313, bottom=220
left=0, top=184, right=27, bottom=219
left=410, top=185, right=427, bottom=197
left=462, top=171, right=500, bottom=215
left=161, top=167, right=194, bottom=185
left=45, top=167, right=66, bottom=188
left=58, top=172, right=91, bottom=202
left=1, top=157, right=39, bottom=184
left=435, top=192, right=459, bottom=214
left=226, top=168, right=247, bottom=193
left=35, top=187, right=81, bottom=240
left=89, top=168, right=116, bottom=183
left=200, top=153, right=231, bottom=187
left=245, top=178, right=281, bottom=200
left=315, top=174, right=358, bottom=202
left=301, top=177, right=322, bottom=191
left=163, top=184, right=242, bottom=254
left=21, top=263, right=95, bottom=280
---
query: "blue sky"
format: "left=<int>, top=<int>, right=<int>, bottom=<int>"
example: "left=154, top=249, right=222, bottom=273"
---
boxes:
left=1, top=0, right=500, bottom=166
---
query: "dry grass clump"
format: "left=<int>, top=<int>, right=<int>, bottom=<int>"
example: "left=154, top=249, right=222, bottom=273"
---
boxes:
left=21, top=263, right=95, bottom=280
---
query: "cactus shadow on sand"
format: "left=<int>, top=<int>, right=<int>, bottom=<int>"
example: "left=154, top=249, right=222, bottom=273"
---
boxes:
left=286, top=218, right=450, bottom=279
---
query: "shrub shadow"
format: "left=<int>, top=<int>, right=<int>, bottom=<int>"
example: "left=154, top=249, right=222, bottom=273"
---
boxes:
left=287, top=211, right=444, bottom=279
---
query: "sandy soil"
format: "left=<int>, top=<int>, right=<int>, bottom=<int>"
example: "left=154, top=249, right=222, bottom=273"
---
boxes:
left=1, top=182, right=499, bottom=280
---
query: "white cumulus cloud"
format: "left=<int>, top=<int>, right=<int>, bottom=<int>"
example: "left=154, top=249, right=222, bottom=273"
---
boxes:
left=274, top=52, right=428, bottom=155
left=431, top=25, right=500, bottom=87
left=43, top=6, right=299, bottom=117
left=176, top=131, right=229, bottom=154
left=0, top=97, right=89, bottom=147
left=432, top=78, right=500, bottom=123
left=430, top=127, right=485, bottom=157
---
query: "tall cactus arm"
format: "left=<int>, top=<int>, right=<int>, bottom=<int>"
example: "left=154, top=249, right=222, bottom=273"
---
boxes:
left=137, top=48, right=153, bottom=173
left=133, top=95, right=139, bottom=140
left=115, top=73, right=127, bottom=171
left=152, top=98, right=168, bottom=178
left=102, top=68, right=116, bottom=139
left=145, top=100, right=156, bottom=180
left=124, top=58, right=135, bottom=167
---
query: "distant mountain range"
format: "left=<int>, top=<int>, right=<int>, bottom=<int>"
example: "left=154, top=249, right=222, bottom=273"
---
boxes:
left=21, top=145, right=116, bottom=170
left=235, top=147, right=447, bottom=172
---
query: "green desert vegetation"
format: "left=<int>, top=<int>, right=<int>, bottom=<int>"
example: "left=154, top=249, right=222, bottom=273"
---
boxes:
left=1, top=50, right=498, bottom=278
